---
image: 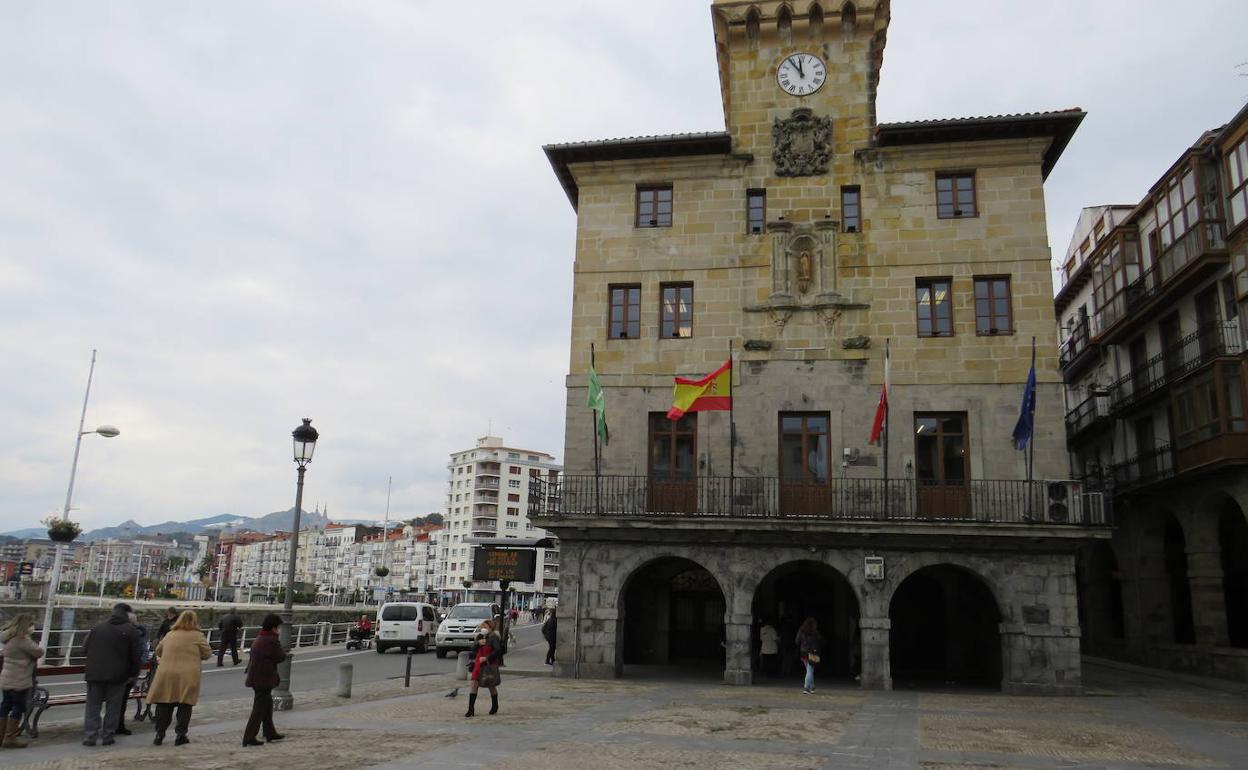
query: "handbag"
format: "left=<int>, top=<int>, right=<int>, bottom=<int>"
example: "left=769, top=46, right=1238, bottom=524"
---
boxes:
left=477, top=661, right=501, bottom=688
left=806, top=653, right=821, bottom=664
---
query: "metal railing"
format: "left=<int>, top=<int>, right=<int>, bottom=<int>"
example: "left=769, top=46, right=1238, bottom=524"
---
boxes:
left=1107, top=321, right=1242, bottom=413
left=1059, top=318, right=1092, bottom=370
left=30, top=622, right=357, bottom=667
left=1110, top=444, right=1175, bottom=491
left=1065, top=391, right=1112, bottom=438
left=529, top=475, right=1110, bottom=527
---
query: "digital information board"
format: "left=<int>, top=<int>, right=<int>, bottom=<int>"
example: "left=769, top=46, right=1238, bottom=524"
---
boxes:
left=472, top=548, right=537, bottom=583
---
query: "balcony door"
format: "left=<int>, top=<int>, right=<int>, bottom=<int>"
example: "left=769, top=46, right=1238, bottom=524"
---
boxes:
left=779, top=413, right=830, bottom=515
left=915, top=413, right=970, bottom=518
left=648, top=413, right=697, bottom=513
left=1161, top=314, right=1183, bottom=378
left=1129, top=337, right=1151, bottom=400
left=1135, top=417, right=1157, bottom=482
left=1196, top=287, right=1222, bottom=358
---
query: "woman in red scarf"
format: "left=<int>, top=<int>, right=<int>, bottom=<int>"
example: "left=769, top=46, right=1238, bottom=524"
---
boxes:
left=242, top=614, right=286, bottom=746
left=464, top=619, right=502, bottom=718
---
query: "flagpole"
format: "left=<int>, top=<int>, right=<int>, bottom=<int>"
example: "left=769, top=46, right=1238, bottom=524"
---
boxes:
left=1027, top=336, right=1036, bottom=514
left=729, top=339, right=736, bottom=514
left=882, top=338, right=890, bottom=516
left=591, top=343, right=602, bottom=516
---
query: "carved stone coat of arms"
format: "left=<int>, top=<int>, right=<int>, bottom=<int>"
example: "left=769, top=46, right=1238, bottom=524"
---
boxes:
left=772, top=108, right=832, bottom=177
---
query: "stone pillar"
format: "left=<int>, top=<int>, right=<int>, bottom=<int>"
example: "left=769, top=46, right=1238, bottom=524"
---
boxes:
left=767, top=220, right=793, bottom=296
left=859, top=617, right=890, bottom=690
left=999, top=621, right=1082, bottom=696
left=724, top=614, right=753, bottom=685
left=1187, top=549, right=1230, bottom=647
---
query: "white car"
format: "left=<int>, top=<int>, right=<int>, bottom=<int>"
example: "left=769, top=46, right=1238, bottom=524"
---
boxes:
left=375, top=601, right=440, bottom=654
left=434, top=602, right=499, bottom=658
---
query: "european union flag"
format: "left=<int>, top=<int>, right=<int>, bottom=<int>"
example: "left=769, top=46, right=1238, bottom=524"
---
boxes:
left=1012, top=356, right=1036, bottom=451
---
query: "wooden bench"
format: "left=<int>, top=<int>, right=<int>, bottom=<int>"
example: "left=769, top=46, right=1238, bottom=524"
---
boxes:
left=22, top=663, right=152, bottom=739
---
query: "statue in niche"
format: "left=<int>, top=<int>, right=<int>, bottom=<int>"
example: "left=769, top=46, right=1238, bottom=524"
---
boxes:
left=797, top=250, right=813, bottom=294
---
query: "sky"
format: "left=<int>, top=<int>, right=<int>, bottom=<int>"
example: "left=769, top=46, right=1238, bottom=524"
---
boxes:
left=2, top=1, right=1245, bottom=531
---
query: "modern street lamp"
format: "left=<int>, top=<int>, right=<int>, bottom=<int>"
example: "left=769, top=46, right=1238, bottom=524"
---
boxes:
left=40, top=350, right=119, bottom=647
left=272, top=417, right=319, bottom=711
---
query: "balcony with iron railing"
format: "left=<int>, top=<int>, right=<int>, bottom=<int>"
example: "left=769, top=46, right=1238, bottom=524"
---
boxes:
left=1107, top=321, right=1243, bottom=415
left=1059, top=317, right=1097, bottom=377
left=1065, top=391, right=1112, bottom=442
left=1109, top=444, right=1176, bottom=492
left=475, top=478, right=500, bottom=490
left=1100, top=221, right=1227, bottom=343
left=529, top=475, right=1111, bottom=529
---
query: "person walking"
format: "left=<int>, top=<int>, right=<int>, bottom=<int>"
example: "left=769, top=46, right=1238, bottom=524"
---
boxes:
left=82, top=603, right=143, bottom=747
left=241, top=614, right=286, bottom=747
left=114, top=610, right=152, bottom=736
left=464, top=619, right=502, bottom=718
left=216, top=611, right=242, bottom=667
left=759, top=619, right=780, bottom=678
left=0, top=614, right=44, bottom=749
left=541, top=610, right=557, bottom=665
left=795, top=617, right=823, bottom=695
left=146, top=610, right=212, bottom=745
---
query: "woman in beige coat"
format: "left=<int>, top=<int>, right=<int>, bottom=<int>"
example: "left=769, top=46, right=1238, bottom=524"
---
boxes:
left=1, top=613, right=44, bottom=748
left=146, top=610, right=211, bottom=746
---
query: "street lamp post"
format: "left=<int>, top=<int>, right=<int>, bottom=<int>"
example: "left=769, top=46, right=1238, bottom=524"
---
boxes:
left=272, top=418, right=319, bottom=711
left=39, top=350, right=119, bottom=647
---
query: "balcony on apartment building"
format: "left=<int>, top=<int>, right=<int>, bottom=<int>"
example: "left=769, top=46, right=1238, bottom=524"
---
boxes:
left=1065, top=389, right=1113, bottom=443
left=476, top=462, right=501, bottom=477
left=1059, top=316, right=1099, bottom=379
left=1106, top=321, right=1243, bottom=416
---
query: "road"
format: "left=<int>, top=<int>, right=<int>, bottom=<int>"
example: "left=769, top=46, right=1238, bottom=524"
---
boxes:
left=35, top=622, right=546, bottom=702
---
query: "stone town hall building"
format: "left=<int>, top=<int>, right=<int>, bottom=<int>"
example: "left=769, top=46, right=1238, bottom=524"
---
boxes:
left=535, top=1, right=1107, bottom=694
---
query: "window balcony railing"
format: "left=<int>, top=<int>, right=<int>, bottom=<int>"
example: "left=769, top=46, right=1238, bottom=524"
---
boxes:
left=1065, top=391, right=1112, bottom=440
left=475, top=478, right=500, bottom=489
left=529, top=475, right=1110, bottom=527
left=1109, top=444, right=1175, bottom=491
left=1107, top=321, right=1242, bottom=415
left=1059, top=318, right=1094, bottom=372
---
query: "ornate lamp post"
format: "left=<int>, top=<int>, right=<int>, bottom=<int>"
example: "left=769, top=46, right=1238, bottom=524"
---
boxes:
left=272, top=418, right=319, bottom=711
left=39, top=350, right=119, bottom=647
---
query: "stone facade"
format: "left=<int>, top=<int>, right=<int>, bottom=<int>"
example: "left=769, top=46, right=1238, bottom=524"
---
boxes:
left=540, top=0, right=1104, bottom=695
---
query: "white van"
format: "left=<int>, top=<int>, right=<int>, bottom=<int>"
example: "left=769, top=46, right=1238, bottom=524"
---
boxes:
left=376, top=601, right=440, bottom=654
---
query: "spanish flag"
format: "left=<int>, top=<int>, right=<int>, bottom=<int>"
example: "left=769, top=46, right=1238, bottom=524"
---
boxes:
left=667, top=359, right=732, bottom=420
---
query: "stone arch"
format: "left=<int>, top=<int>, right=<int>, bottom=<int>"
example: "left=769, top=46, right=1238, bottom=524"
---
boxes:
left=776, top=4, right=793, bottom=44
left=1077, top=540, right=1125, bottom=654
left=745, top=7, right=762, bottom=47
left=1219, top=497, right=1248, bottom=647
left=840, top=1, right=857, bottom=37
left=750, top=559, right=861, bottom=680
left=888, top=561, right=1003, bottom=689
left=882, top=553, right=1007, bottom=618
left=1163, top=511, right=1196, bottom=644
left=616, top=553, right=729, bottom=675
left=808, top=2, right=824, bottom=38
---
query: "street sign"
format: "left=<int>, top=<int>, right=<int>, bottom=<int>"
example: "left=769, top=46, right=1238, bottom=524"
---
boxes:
left=18, top=562, right=33, bottom=577
left=472, top=548, right=536, bottom=583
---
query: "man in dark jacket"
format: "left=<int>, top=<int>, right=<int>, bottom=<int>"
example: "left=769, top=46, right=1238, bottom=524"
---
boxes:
left=541, top=611, right=557, bottom=665
left=217, top=611, right=242, bottom=667
left=81, top=603, right=143, bottom=746
left=156, top=607, right=178, bottom=641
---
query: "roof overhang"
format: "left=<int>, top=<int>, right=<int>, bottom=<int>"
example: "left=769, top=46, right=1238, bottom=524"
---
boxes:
left=874, top=110, right=1086, bottom=180
left=543, top=132, right=733, bottom=211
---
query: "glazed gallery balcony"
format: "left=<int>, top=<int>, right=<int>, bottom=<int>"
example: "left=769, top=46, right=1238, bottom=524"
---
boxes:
left=529, top=475, right=1111, bottom=528
left=1106, top=321, right=1243, bottom=416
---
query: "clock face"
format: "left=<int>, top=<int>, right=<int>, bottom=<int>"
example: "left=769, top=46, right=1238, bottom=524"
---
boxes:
left=777, top=53, right=827, bottom=96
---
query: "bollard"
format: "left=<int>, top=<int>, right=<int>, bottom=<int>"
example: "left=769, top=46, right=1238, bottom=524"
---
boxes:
left=455, top=651, right=470, bottom=681
left=405, top=652, right=414, bottom=687
left=336, top=663, right=353, bottom=698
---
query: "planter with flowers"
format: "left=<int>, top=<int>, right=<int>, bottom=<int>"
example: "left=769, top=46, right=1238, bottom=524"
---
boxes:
left=44, top=516, right=82, bottom=543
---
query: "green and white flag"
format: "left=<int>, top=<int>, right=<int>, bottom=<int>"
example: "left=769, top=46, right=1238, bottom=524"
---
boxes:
left=588, top=359, right=609, bottom=447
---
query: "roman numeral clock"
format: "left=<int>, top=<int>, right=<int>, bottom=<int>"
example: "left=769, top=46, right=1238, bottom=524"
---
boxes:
left=776, top=53, right=826, bottom=96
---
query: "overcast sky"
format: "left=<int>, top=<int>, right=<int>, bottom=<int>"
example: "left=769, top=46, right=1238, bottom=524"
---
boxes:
left=2, top=1, right=1245, bottom=532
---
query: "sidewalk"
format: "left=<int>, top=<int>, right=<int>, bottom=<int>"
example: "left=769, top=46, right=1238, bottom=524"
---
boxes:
left=2, top=659, right=1246, bottom=769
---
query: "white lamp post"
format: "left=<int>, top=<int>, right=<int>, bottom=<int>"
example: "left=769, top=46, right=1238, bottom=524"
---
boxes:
left=39, top=350, right=119, bottom=647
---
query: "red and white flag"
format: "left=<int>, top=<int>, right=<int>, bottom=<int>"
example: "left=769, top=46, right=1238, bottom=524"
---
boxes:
left=868, top=342, right=890, bottom=445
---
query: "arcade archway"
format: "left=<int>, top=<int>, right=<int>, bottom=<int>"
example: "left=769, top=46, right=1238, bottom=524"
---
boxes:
left=751, top=560, right=860, bottom=681
left=619, top=557, right=725, bottom=673
left=890, top=564, right=1002, bottom=689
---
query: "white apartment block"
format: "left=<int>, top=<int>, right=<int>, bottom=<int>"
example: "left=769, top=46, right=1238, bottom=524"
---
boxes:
left=441, top=436, right=561, bottom=607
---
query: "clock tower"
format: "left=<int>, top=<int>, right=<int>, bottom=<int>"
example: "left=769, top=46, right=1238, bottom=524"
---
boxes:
left=711, top=1, right=889, bottom=172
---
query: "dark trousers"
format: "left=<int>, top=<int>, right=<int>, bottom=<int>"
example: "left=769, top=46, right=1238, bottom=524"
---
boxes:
left=0, top=688, right=29, bottom=719
left=83, top=681, right=126, bottom=741
left=545, top=639, right=556, bottom=664
left=243, top=687, right=278, bottom=742
left=153, top=703, right=192, bottom=738
left=218, top=635, right=239, bottom=665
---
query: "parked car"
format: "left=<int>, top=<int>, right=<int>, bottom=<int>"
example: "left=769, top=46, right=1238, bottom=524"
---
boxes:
left=376, top=601, right=440, bottom=654
left=434, top=602, right=500, bottom=658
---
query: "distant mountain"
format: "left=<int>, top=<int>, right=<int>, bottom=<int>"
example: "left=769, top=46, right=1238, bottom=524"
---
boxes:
left=2, top=508, right=335, bottom=541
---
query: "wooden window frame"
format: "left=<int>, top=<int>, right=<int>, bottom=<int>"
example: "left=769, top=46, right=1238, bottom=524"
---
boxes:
left=607, top=283, right=641, bottom=339
left=916, top=277, right=954, bottom=338
left=777, top=412, right=832, bottom=483
left=659, top=282, right=694, bottom=339
left=973, top=275, right=1014, bottom=336
left=913, top=412, right=971, bottom=485
left=636, top=184, right=673, bottom=228
left=1227, top=136, right=1248, bottom=232
left=841, top=186, right=861, bottom=233
left=648, top=412, right=697, bottom=481
left=1154, top=164, right=1200, bottom=251
left=747, top=189, right=766, bottom=235
left=935, top=171, right=978, bottom=219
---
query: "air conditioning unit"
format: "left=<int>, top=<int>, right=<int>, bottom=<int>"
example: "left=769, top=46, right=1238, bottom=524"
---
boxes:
left=1043, top=480, right=1104, bottom=525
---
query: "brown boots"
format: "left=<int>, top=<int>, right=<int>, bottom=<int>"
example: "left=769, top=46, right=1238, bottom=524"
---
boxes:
left=0, top=717, right=29, bottom=748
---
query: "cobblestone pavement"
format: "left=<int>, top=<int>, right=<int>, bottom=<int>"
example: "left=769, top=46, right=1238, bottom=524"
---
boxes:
left=2, top=661, right=1246, bottom=769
